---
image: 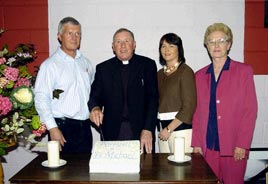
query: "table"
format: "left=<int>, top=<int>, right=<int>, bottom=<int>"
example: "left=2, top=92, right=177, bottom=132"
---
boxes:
left=10, top=152, right=218, bottom=184
left=245, top=148, right=268, bottom=183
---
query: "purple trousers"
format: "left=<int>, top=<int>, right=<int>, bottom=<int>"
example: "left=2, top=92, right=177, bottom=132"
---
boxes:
left=205, top=148, right=247, bottom=184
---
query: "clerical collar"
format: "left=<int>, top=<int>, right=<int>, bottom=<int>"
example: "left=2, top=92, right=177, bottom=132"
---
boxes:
left=122, top=60, right=129, bottom=65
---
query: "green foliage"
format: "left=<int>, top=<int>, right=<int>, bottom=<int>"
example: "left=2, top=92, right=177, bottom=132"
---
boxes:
left=18, top=65, right=32, bottom=78
left=31, top=115, right=41, bottom=130
left=0, top=142, right=8, bottom=156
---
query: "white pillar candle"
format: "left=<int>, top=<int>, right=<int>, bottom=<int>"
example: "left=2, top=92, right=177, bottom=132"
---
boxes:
left=47, top=141, right=60, bottom=167
left=174, top=137, right=185, bottom=161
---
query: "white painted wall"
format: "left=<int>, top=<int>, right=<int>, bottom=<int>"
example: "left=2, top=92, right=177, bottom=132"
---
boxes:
left=3, top=0, right=268, bottom=183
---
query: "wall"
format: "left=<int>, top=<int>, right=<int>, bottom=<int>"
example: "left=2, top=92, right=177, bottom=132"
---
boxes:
left=47, top=0, right=245, bottom=71
left=245, top=0, right=268, bottom=74
left=244, top=1, right=268, bottom=154
left=1, top=0, right=268, bottom=183
left=0, top=0, right=49, bottom=74
left=245, top=0, right=268, bottom=149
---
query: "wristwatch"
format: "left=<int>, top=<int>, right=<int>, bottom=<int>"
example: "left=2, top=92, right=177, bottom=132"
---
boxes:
left=166, top=126, right=171, bottom=133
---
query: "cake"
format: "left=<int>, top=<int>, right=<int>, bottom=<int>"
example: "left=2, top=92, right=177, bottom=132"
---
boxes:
left=89, top=140, right=140, bottom=173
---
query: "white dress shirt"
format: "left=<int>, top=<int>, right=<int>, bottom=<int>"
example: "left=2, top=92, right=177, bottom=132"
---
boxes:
left=34, top=47, right=95, bottom=130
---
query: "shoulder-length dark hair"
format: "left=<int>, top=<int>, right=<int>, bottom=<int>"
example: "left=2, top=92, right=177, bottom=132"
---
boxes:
left=159, top=33, right=185, bottom=66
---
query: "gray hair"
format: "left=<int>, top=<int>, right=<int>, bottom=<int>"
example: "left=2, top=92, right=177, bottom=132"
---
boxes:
left=58, top=17, right=81, bottom=34
left=113, top=28, right=135, bottom=41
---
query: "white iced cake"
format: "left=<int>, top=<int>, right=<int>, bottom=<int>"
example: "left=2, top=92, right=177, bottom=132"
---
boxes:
left=89, top=140, right=140, bottom=173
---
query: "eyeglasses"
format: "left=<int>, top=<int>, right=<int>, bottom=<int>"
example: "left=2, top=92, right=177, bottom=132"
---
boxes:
left=206, top=38, right=228, bottom=47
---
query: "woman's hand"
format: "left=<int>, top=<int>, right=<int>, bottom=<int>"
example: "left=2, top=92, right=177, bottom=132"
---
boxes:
left=234, top=147, right=246, bottom=161
left=193, top=147, right=203, bottom=155
left=158, top=127, right=171, bottom=141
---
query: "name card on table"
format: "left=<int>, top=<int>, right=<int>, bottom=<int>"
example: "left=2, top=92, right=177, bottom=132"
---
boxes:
left=89, top=140, right=140, bottom=173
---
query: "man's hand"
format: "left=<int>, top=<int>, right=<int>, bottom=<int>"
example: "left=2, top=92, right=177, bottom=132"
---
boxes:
left=140, top=130, right=153, bottom=154
left=89, top=107, right=103, bottom=126
left=49, top=127, right=66, bottom=151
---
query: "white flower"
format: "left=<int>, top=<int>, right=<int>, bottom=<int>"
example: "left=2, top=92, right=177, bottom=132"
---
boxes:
left=2, top=124, right=10, bottom=131
left=1, top=112, right=25, bottom=135
left=16, top=128, right=24, bottom=134
left=13, top=88, right=33, bottom=103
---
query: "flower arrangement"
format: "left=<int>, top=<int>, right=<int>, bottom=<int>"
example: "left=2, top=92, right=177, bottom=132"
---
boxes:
left=0, top=29, right=46, bottom=155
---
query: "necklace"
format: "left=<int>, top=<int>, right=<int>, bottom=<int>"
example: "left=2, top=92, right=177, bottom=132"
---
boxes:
left=164, top=62, right=180, bottom=73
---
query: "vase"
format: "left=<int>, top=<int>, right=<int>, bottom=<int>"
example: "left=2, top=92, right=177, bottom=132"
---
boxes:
left=0, top=137, right=17, bottom=184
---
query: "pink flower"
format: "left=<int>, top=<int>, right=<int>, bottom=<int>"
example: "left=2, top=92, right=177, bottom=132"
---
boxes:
left=4, top=66, right=19, bottom=81
left=14, top=78, right=31, bottom=88
left=0, top=95, right=12, bottom=115
left=32, top=124, right=46, bottom=137
left=0, top=57, right=6, bottom=64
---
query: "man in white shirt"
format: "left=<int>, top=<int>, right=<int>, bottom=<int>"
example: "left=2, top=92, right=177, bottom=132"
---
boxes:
left=34, top=17, right=94, bottom=153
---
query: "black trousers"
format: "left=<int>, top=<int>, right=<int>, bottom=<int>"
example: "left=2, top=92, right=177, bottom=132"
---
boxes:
left=49, top=118, right=93, bottom=154
left=117, top=121, right=155, bottom=153
left=117, top=121, right=133, bottom=140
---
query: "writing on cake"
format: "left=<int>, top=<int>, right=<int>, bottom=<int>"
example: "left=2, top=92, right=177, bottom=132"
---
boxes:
left=91, top=141, right=139, bottom=159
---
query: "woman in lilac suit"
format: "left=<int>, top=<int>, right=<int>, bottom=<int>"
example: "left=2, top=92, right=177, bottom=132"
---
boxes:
left=191, top=23, right=258, bottom=184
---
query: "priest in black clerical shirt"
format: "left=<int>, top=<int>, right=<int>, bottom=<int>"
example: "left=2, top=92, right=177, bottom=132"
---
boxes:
left=88, top=28, right=158, bottom=154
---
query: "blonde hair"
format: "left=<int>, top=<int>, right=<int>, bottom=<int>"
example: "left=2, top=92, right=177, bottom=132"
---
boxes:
left=204, top=23, right=233, bottom=46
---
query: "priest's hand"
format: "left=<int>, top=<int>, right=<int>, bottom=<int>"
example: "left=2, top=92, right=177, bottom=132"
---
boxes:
left=90, top=107, right=103, bottom=126
left=140, top=130, right=153, bottom=154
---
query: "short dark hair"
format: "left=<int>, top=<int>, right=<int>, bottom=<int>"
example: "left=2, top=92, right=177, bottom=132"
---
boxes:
left=159, top=33, right=185, bottom=66
left=58, top=17, right=81, bottom=34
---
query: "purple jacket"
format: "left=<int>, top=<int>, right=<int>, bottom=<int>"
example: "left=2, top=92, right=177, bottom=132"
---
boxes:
left=191, top=59, right=258, bottom=156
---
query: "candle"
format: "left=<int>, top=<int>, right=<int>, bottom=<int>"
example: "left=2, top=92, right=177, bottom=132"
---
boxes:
left=47, top=141, right=60, bottom=167
left=174, top=137, right=185, bottom=161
